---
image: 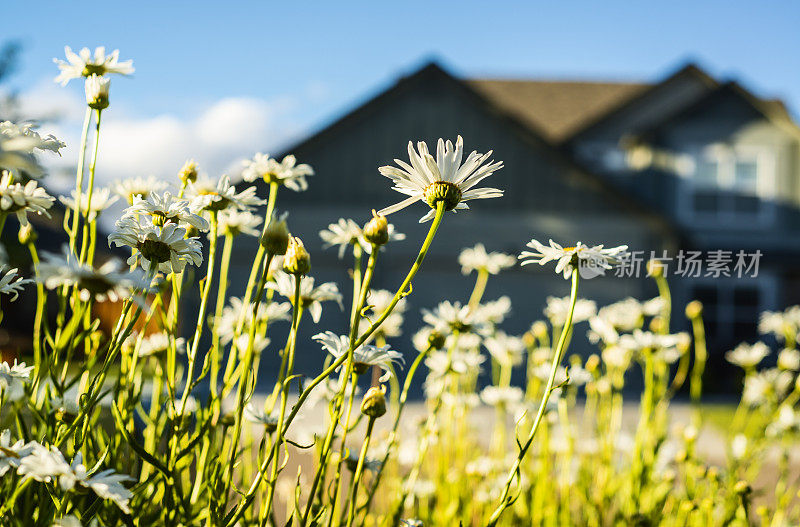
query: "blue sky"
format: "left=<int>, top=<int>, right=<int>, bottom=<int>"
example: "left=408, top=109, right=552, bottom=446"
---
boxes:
left=2, top=1, right=799, bottom=184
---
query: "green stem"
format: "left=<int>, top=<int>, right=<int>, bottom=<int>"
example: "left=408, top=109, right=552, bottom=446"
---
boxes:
left=223, top=182, right=279, bottom=389
left=303, top=249, right=378, bottom=527
left=78, top=109, right=102, bottom=265
left=210, top=232, right=235, bottom=399
left=222, top=250, right=277, bottom=505
left=358, top=346, right=432, bottom=518
left=345, top=417, right=376, bottom=527
left=261, top=278, right=303, bottom=519
left=486, top=270, right=580, bottom=527
left=228, top=202, right=447, bottom=527
left=467, top=268, right=489, bottom=310
left=67, top=106, right=93, bottom=253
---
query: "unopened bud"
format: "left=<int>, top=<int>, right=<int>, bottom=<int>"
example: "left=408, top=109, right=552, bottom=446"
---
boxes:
left=85, top=74, right=110, bottom=110
left=649, top=317, right=666, bottom=333
left=260, top=212, right=290, bottom=255
left=361, top=386, right=387, bottom=419
left=734, top=480, right=751, bottom=496
left=585, top=354, right=600, bottom=373
left=18, top=223, right=36, bottom=245
left=283, top=236, right=310, bottom=276
left=363, top=210, right=389, bottom=246
left=647, top=259, right=665, bottom=278
left=685, top=300, right=703, bottom=320
left=218, top=412, right=236, bottom=427
left=531, top=321, right=549, bottom=340
left=178, top=159, right=199, bottom=183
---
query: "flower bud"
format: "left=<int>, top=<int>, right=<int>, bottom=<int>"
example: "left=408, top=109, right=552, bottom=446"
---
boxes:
left=685, top=300, right=703, bottom=320
left=649, top=317, right=666, bottom=334
left=531, top=321, right=549, bottom=340
left=646, top=259, right=665, bottom=278
left=363, top=210, right=389, bottom=246
left=178, top=159, right=199, bottom=184
left=522, top=332, right=535, bottom=349
left=260, top=212, right=290, bottom=255
left=219, top=412, right=236, bottom=427
left=18, top=223, right=36, bottom=245
left=585, top=354, right=600, bottom=374
left=85, top=74, right=110, bottom=110
left=361, top=386, right=387, bottom=419
left=283, top=236, right=310, bottom=276
left=734, top=480, right=751, bottom=496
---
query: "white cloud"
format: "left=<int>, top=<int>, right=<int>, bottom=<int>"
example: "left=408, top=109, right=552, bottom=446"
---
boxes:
left=14, top=79, right=306, bottom=191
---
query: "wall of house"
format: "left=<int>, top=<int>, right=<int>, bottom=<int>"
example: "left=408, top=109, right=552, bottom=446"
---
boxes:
left=219, top=68, right=674, bottom=391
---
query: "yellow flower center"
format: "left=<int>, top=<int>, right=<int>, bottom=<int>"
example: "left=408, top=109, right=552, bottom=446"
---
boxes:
left=423, top=181, right=461, bottom=211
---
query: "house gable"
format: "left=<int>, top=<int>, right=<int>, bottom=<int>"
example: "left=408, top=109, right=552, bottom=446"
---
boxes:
left=270, top=62, right=670, bottom=232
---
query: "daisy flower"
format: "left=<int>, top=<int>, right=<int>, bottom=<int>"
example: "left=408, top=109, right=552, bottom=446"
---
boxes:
left=112, top=175, right=169, bottom=204
left=778, top=348, right=800, bottom=371
left=340, top=448, right=382, bottom=473
left=0, top=266, right=33, bottom=301
left=108, top=216, right=203, bottom=274
left=0, top=172, right=56, bottom=226
left=423, top=350, right=485, bottom=378
left=618, top=329, right=685, bottom=353
left=218, top=209, right=262, bottom=237
left=267, top=272, right=342, bottom=323
left=320, top=217, right=405, bottom=259
left=601, top=345, right=632, bottom=370
left=472, top=296, right=512, bottom=327
left=37, top=246, right=149, bottom=302
left=0, top=360, right=33, bottom=401
left=378, top=136, right=503, bottom=223
left=313, top=331, right=404, bottom=381
left=544, top=296, right=596, bottom=327
left=241, top=153, right=314, bottom=192
left=85, top=74, right=110, bottom=109
left=53, top=46, right=134, bottom=86
left=59, top=187, right=118, bottom=221
left=0, top=121, right=64, bottom=176
left=0, top=430, right=36, bottom=477
left=244, top=402, right=279, bottom=432
left=319, top=218, right=365, bottom=258
left=123, top=191, right=209, bottom=231
left=216, top=297, right=291, bottom=345
left=480, top=386, right=524, bottom=407
left=759, top=307, right=800, bottom=341
left=726, top=342, right=770, bottom=369
left=18, top=447, right=133, bottom=513
left=0, top=121, right=65, bottom=155
left=422, top=300, right=482, bottom=335
left=123, top=331, right=186, bottom=358
left=483, top=331, right=525, bottom=367
left=458, top=244, right=516, bottom=275
left=519, top=239, right=628, bottom=279
left=188, top=174, right=265, bottom=213
left=742, top=368, right=793, bottom=407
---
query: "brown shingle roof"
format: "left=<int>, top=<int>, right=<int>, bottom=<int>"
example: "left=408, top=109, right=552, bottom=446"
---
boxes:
left=468, top=78, right=651, bottom=143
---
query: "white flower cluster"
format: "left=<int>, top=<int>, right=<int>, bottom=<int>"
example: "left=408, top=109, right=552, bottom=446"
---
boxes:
left=0, top=171, right=56, bottom=226
left=0, top=266, right=33, bottom=302
left=0, top=121, right=65, bottom=177
left=1, top=430, right=132, bottom=513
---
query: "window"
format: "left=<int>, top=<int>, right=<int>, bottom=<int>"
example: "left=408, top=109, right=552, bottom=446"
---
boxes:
left=688, top=276, right=776, bottom=355
left=681, top=145, right=775, bottom=225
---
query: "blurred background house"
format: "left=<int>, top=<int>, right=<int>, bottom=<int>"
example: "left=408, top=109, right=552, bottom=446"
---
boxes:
left=224, top=60, right=800, bottom=390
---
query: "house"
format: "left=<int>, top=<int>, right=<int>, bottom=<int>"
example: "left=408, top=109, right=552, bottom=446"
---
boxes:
left=232, top=61, right=800, bottom=388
